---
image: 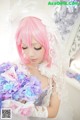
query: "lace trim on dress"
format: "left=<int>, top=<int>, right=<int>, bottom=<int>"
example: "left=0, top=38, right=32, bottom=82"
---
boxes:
left=17, top=62, right=64, bottom=101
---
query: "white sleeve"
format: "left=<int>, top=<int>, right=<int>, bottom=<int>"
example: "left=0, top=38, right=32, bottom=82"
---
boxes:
left=2, top=99, right=48, bottom=118
left=31, top=105, right=48, bottom=118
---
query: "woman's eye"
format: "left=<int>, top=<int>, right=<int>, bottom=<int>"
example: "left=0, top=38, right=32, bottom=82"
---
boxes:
left=34, top=47, right=42, bottom=50
left=22, top=47, right=28, bottom=50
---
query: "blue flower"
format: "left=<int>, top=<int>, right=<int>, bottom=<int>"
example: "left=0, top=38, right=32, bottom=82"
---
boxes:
left=75, top=74, right=80, bottom=81
left=12, top=92, right=20, bottom=100
left=3, top=82, right=14, bottom=91
left=0, top=76, right=7, bottom=84
left=24, top=87, right=35, bottom=97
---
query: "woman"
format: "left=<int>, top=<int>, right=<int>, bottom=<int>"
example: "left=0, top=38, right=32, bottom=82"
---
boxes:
left=1, top=16, right=73, bottom=120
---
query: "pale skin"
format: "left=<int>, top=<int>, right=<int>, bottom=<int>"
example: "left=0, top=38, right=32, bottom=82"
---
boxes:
left=21, top=38, right=60, bottom=118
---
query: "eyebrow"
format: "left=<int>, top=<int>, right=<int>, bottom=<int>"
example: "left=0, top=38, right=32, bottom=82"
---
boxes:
left=22, top=42, right=40, bottom=47
left=32, top=43, right=39, bottom=45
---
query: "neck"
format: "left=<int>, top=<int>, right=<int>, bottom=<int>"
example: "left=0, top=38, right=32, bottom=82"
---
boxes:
left=26, top=64, right=39, bottom=70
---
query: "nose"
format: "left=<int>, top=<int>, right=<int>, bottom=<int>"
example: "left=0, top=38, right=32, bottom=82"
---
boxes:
left=28, top=48, right=34, bottom=58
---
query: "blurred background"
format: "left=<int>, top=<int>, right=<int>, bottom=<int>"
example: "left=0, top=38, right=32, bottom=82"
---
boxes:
left=0, top=0, right=80, bottom=120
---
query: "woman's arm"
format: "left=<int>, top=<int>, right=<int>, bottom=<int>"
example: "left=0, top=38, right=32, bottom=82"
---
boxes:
left=47, top=91, right=60, bottom=118
left=31, top=82, right=60, bottom=118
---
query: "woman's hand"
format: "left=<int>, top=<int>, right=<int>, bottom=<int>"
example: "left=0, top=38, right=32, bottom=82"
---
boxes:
left=19, top=99, right=27, bottom=104
left=2, top=99, right=48, bottom=118
left=2, top=99, right=34, bottom=116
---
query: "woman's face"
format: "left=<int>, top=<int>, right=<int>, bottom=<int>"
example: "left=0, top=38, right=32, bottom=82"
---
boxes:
left=21, top=38, right=45, bottom=66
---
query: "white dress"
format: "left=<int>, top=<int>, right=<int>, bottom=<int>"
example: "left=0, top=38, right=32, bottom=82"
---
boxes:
left=1, top=79, right=73, bottom=120
left=0, top=62, right=74, bottom=120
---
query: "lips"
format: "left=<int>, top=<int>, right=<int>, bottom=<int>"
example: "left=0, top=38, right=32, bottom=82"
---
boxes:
left=31, top=59, right=37, bottom=62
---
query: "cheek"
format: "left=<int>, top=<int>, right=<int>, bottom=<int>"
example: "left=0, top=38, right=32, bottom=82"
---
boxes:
left=39, top=49, right=45, bottom=59
left=22, top=50, right=28, bottom=56
left=22, top=50, right=29, bottom=59
left=22, top=49, right=25, bottom=54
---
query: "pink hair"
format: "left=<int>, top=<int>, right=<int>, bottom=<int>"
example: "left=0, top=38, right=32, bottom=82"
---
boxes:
left=15, top=16, right=52, bottom=66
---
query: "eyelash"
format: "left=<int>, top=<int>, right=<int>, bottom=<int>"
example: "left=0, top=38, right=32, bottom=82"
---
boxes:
left=22, top=47, right=28, bottom=50
left=22, top=47, right=42, bottom=50
left=34, top=47, right=42, bottom=50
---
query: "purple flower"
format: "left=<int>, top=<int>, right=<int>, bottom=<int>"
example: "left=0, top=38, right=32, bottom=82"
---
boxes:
left=0, top=95, right=2, bottom=111
left=0, top=62, right=12, bottom=73
left=0, top=62, right=42, bottom=103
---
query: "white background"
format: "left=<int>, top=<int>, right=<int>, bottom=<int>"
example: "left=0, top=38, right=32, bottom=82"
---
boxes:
left=0, top=0, right=18, bottom=63
left=0, top=0, right=51, bottom=63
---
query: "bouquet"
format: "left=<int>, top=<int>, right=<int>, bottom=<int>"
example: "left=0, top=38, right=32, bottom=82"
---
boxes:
left=0, top=62, right=42, bottom=104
